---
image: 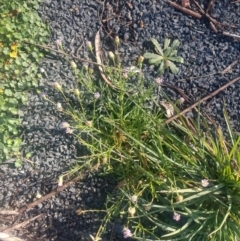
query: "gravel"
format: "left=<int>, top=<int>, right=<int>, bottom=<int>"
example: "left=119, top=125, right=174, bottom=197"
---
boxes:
left=0, top=0, right=239, bottom=240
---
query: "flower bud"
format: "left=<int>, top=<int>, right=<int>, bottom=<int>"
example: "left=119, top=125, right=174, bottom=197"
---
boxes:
left=85, top=120, right=93, bottom=127
left=108, top=51, right=115, bottom=60
left=52, top=82, right=62, bottom=91
left=138, top=55, right=144, bottom=64
left=128, top=206, right=136, bottom=217
left=70, top=61, right=77, bottom=69
left=115, top=36, right=120, bottom=46
left=86, top=41, right=93, bottom=52
left=176, top=195, right=183, bottom=202
left=56, top=102, right=63, bottom=111
left=74, top=89, right=80, bottom=97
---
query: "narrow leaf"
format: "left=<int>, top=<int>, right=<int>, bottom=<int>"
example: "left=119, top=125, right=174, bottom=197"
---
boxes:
left=167, top=60, right=179, bottom=74
left=164, top=38, right=171, bottom=50
left=168, top=56, right=184, bottom=63
left=150, top=38, right=163, bottom=55
left=143, top=52, right=161, bottom=59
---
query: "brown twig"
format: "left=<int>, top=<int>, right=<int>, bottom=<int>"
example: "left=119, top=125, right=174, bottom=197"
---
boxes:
left=222, top=31, right=240, bottom=40
left=165, top=76, right=240, bottom=124
left=17, top=174, right=84, bottom=214
left=167, top=1, right=202, bottom=18
left=1, top=214, right=45, bottom=233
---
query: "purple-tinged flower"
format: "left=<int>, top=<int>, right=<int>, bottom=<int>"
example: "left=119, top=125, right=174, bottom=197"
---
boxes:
left=56, top=102, right=63, bottom=111
left=131, top=195, right=138, bottom=203
left=155, top=77, right=163, bottom=85
left=51, top=82, right=62, bottom=91
left=173, top=212, right=181, bottom=221
left=83, top=62, right=89, bottom=70
left=39, top=92, right=47, bottom=100
left=66, top=127, right=73, bottom=134
left=179, top=97, right=185, bottom=104
left=55, top=39, right=62, bottom=47
left=123, top=227, right=133, bottom=239
left=94, top=92, right=100, bottom=99
left=61, top=122, right=70, bottom=129
left=201, top=179, right=209, bottom=187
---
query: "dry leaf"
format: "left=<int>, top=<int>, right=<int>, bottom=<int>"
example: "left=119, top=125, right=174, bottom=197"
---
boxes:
left=160, top=100, right=174, bottom=118
left=182, top=0, right=190, bottom=7
left=95, top=30, right=115, bottom=88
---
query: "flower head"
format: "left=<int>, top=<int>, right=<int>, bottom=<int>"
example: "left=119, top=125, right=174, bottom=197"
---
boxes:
left=66, top=127, right=73, bottom=134
left=55, top=39, right=62, bottom=47
left=201, top=179, right=209, bottom=187
left=123, top=227, right=133, bottom=239
left=128, top=206, right=136, bottom=217
left=155, top=77, right=163, bottom=85
left=108, top=51, right=115, bottom=60
left=86, top=41, right=93, bottom=52
left=39, top=92, right=47, bottom=100
left=70, top=61, right=77, bottom=69
left=138, top=55, right=144, bottom=64
left=94, top=92, right=100, bottom=99
left=173, top=212, right=181, bottom=221
left=56, top=102, right=63, bottom=111
left=51, top=82, right=62, bottom=91
left=85, top=120, right=93, bottom=127
left=61, top=122, right=70, bottom=129
left=131, top=195, right=138, bottom=203
left=115, top=36, right=120, bottom=46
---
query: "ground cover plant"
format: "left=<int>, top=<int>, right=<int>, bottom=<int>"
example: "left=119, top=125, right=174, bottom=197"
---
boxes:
left=0, top=0, right=48, bottom=162
left=40, top=36, right=240, bottom=241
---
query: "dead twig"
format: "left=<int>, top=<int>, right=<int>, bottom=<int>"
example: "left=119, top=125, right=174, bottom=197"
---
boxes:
left=17, top=174, right=84, bottom=214
left=165, top=76, right=240, bottom=124
left=167, top=1, right=202, bottom=19
left=1, top=214, right=45, bottom=234
left=222, top=31, right=240, bottom=40
left=95, top=29, right=116, bottom=88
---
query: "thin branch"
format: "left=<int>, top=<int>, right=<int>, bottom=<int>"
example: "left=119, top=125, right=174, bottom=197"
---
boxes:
left=165, top=76, right=240, bottom=124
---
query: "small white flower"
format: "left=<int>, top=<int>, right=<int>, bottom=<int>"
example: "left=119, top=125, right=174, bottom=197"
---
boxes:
left=94, top=92, right=100, bottom=99
left=36, top=191, right=42, bottom=199
left=155, top=77, right=163, bottom=85
left=40, top=68, right=45, bottom=73
left=131, top=195, right=138, bottom=203
left=61, top=122, right=70, bottom=129
left=128, top=206, right=136, bottom=217
left=173, top=212, right=181, bottom=221
left=56, top=102, right=63, bottom=111
left=66, top=127, right=73, bottom=134
left=201, top=179, right=209, bottom=187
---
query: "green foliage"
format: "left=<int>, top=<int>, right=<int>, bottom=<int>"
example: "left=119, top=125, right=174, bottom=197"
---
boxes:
left=44, top=39, right=240, bottom=241
left=0, top=0, right=49, bottom=161
left=144, top=38, right=184, bottom=75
